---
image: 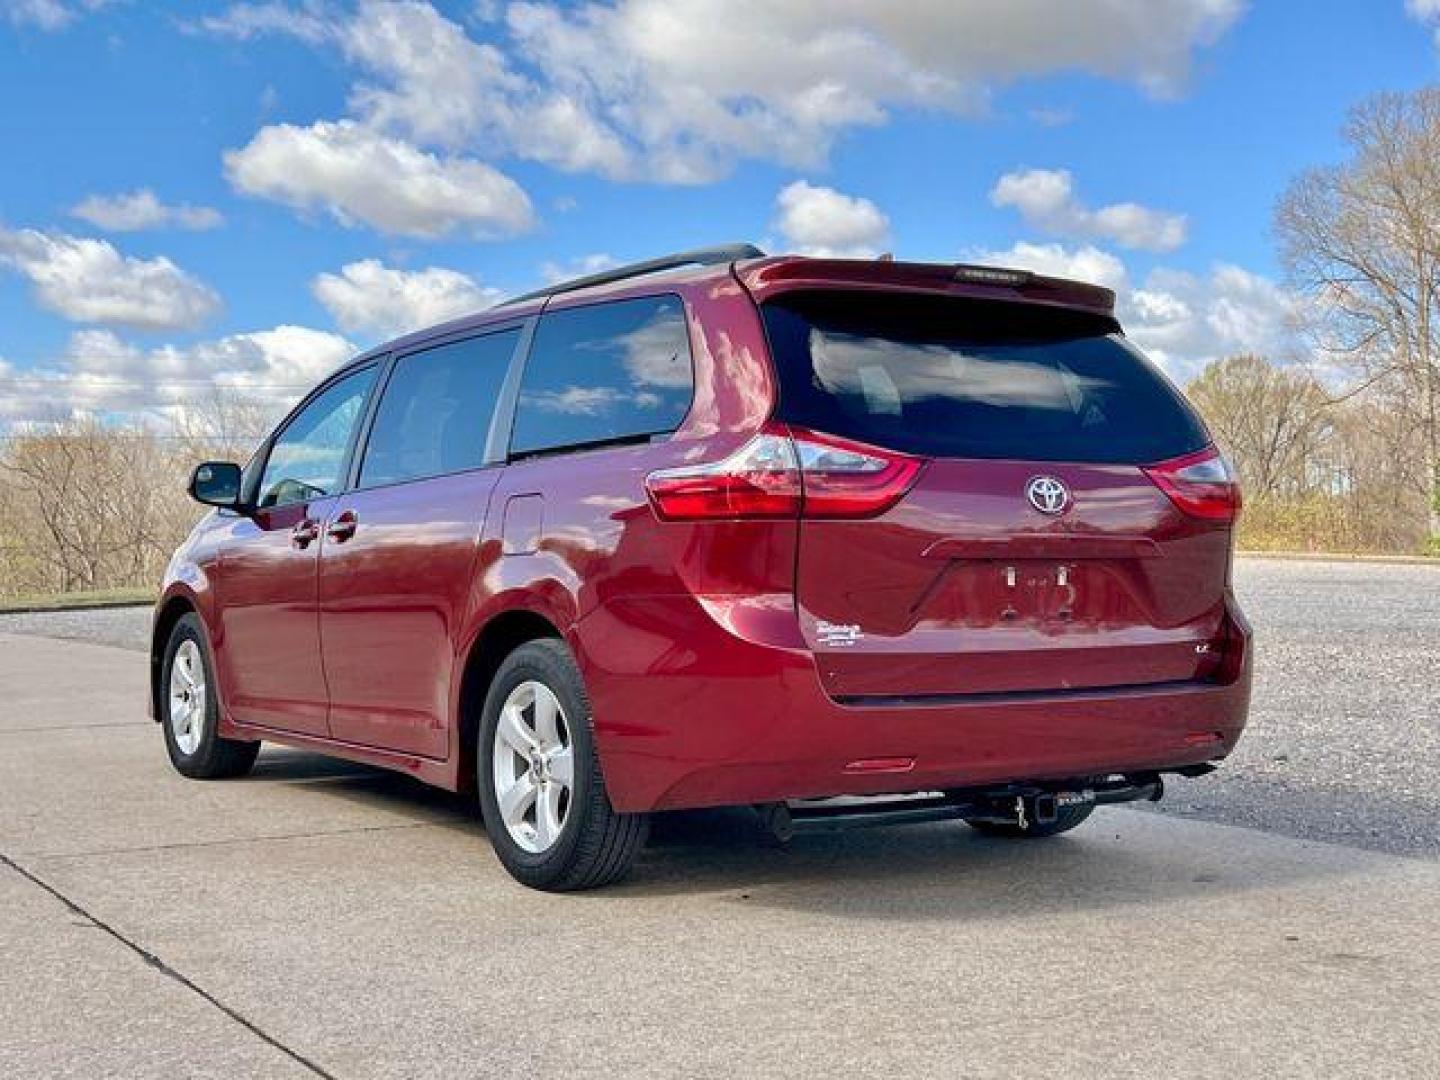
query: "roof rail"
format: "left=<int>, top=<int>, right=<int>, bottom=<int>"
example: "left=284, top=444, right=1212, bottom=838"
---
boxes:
left=500, top=243, right=765, bottom=307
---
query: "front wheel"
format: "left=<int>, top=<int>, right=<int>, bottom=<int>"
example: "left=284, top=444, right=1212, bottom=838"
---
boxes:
left=478, top=639, right=648, bottom=891
left=160, top=614, right=259, bottom=779
left=966, top=803, right=1094, bottom=838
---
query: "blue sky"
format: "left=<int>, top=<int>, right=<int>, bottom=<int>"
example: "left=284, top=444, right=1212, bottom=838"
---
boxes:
left=2, top=0, right=1438, bottom=428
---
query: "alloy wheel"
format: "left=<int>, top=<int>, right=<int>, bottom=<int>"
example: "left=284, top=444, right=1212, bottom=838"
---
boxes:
left=491, top=680, right=575, bottom=853
left=168, top=639, right=207, bottom=756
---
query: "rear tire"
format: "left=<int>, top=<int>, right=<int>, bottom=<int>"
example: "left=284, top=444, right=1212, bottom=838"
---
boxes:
left=478, top=639, right=648, bottom=891
left=966, top=803, right=1094, bottom=838
left=160, top=614, right=259, bottom=779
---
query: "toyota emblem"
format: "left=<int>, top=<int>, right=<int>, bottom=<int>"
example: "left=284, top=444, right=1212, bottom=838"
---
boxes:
left=1025, top=476, right=1070, bottom=515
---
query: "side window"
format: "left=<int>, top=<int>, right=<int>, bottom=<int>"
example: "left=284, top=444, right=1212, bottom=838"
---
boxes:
left=258, top=366, right=376, bottom=508
left=510, top=295, right=693, bottom=457
left=360, top=329, right=519, bottom=488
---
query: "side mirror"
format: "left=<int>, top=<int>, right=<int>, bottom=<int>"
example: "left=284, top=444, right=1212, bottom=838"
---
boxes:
left=189, top=461, right=244, bottom=509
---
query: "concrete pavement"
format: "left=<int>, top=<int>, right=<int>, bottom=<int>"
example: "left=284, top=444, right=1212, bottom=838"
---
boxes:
left=1, top=631, right=1438, bottom=1078
left=9, top=556, right=1438, bottom=858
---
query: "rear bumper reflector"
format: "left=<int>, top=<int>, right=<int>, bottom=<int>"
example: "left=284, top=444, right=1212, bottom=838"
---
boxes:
left=843, top=756, right=916, bottom=774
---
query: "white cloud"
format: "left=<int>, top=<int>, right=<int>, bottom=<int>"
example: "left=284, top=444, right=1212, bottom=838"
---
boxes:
left=202, top=0, right=1244, bottom=183
left=70, top=189, right=224, bottom=232
left=4, top=0, right=115, bottom=31
left=539, top=253, right=618, bottom=284
left=192, top=0, right=332, bottom=43
left=0, top=325, right=355, bottom=430
left=223, top=119, right=535, bottom=238
left=341, top=0, right=633, bottom=177
left=991, top=168, right=1187, bottom=252
left=1128, top=263, right=1302, bottom=380
left=203, top=0, right=633, bottom=179
left=774, top=181, right=890, bottom=258
left=312, top=259, right=501, bottom=340
left=966, top=241, right=1301, bottom=384
left=964, top=240, right=1130, bottom=293
left=523, top=385, right=633, bottom=416
left=499, top=0, right=1244, bottom=180
left=1406, top=0, right=1440, bottom=43
left=0, top=227, right=221, bottom=331
left=1028, top=107, right=1074, bottom=128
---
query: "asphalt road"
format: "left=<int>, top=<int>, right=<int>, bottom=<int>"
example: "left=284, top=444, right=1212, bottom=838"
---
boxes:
left=3, top=556, right=1436, bottom=857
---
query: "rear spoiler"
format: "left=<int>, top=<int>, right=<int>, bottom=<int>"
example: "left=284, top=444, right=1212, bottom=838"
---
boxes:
left=736, top=256, right=1117, bottom=319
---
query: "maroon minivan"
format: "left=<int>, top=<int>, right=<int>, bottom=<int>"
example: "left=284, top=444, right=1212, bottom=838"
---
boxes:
left=155, top=245, right=1251, bottom=890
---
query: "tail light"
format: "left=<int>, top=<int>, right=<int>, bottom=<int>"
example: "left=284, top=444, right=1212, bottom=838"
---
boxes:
left=644, top=429, right=800, bottom=520
left=791, top=428, right=924, bottom=518
left=1142, top=446, right=1241, bottom=523
left=646, top=425, right=922, bottom=521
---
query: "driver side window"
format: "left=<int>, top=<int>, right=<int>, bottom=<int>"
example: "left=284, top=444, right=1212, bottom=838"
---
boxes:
left=259, top=366, right=377, bottom=508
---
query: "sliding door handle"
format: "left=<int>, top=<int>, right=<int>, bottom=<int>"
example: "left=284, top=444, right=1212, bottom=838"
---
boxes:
left=327, top=510, right=358, bottom=542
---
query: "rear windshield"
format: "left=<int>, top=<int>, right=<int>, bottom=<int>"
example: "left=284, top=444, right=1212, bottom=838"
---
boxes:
left=762, top=292, right=1208, bottom=464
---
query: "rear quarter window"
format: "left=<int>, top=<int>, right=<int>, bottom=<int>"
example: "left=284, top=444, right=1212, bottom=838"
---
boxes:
left=510, top=295, right=694, bottom=457
left=763, top=291, right=1208, bottom=465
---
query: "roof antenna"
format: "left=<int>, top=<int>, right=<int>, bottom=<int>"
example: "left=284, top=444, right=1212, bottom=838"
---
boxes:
left=876, top=252, right=895, bottom=262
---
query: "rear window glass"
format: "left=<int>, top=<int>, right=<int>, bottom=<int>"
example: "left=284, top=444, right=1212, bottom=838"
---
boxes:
left=510, top=295, right=693, bottom=457
left=762, top=292, right=1207, bottom=464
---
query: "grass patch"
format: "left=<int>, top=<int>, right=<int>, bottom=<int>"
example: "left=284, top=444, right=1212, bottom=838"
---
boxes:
left=0, top=587, right=156, bottom=613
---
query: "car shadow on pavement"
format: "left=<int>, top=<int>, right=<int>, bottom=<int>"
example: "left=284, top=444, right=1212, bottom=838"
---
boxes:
left=234, top=750, right=1370, bottom=919
left=241, top=747, right=481, bottom=826
left=604, top=806, right=1371, bottom=920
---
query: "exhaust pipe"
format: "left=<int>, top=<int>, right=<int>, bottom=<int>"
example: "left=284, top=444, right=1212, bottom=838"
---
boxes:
left=755, top=802, right=795, bottom=843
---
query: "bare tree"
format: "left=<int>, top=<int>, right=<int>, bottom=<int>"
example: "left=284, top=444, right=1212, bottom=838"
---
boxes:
left=0, top=394, right=283, bottom=597
left=1276, top=86, right=1440, bottom=544
left=0, top=421, right=175, bottom=592
left=167, top=388, right=277, bottom=464
left=1186, top=355, right=1335, bottom=498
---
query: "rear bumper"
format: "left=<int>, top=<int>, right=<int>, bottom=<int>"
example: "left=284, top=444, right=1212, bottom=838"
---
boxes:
left=573, top=595, right=1252, bottom=814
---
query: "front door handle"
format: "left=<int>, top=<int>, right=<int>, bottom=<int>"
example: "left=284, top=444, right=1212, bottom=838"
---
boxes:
left=327, top=510, right=358, bottom=543
left=291, top=519, right=320, bottom=549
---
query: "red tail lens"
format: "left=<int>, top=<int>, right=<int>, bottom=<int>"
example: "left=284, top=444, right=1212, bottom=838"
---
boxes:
left=646, top=429, right=801, bottom=520
left=646, top=426, right=922, bottom=521
left=1142, top=446, right=1241, bottom=523
left=790, top=428, right=923, bottom=519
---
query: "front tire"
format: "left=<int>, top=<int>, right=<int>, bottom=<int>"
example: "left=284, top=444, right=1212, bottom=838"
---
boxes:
left=160, top=614, right=259, bottom=779
left=478, top=639, right=648, bottom=891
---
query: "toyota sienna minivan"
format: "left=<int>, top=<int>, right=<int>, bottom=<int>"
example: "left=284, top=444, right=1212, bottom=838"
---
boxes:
left=154, top=245, right=1252, bottom=891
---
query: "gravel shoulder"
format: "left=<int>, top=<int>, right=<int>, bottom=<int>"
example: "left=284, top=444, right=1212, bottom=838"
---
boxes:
left=3, top=556, right=1437, bottom=858
left=0, top=605, right=152, bottom=653
left=1150, top=558, right=1440, bottom=858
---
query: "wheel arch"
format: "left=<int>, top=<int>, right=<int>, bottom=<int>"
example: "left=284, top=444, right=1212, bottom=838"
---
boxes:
left=454, top=608, right=564, bottom=793
left=150, top=592, right=199, bottom=723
